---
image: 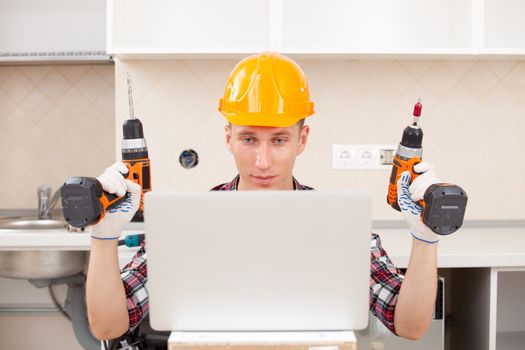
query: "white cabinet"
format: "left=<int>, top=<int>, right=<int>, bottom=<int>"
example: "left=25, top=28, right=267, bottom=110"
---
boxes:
left=0, top=0, right=108, bottom=62
left=481, top=0, right=525, bottom=53
left=106, top=0, right=525, bottom=58
left=109, top=0, right=271, bottom=55
left=448, top=267, right=525, bottom=350
left=108, top=0, right=525, bottom=58
left=281, top=0, right=472, bottom=53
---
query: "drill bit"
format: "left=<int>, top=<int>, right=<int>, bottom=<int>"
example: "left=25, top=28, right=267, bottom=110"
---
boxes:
left=413, top=98, right=422, bottom=125
left=127, top=72, right=135, bottom=119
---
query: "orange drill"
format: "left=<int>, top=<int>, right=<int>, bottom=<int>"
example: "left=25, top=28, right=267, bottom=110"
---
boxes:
left=121, top=73, right=151, bottom=222
left=61, top=73, right=151, bottom=227
left=387, top=100, right=468, bottom=235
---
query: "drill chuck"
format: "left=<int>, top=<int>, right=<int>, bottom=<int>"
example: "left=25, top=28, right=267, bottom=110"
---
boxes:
left=123, top=117, right=144, bottom=139
left=122, top=118, right=149, bottom=160
left=400, top=124, right=423, bottom=149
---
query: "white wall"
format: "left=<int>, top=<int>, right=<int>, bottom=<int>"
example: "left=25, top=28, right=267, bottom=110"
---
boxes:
left=115, top=58, right=525, bottom=220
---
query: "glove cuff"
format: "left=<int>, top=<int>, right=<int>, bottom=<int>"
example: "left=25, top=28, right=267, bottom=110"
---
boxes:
left=89, top=218, right=124, bottom=240
left=91, top=236, right=118, bottom=241
left=411, top=219, right=439, bottom=244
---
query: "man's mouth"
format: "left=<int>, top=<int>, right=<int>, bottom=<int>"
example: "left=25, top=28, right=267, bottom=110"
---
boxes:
left=252, top=175, right=277, bottom=184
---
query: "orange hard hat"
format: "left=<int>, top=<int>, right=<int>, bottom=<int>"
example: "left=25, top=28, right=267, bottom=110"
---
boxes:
left=218, top=52, right=315, bottom=127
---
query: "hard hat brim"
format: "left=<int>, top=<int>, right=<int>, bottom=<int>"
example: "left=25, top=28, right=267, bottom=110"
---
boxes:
left=223, top=112, right=313, bottom=128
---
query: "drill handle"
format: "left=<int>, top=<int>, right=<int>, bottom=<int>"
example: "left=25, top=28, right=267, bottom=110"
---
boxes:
left=102, top=191, right=128, bottom=211
left=406, top=158, right=427, bottom=210
left=102, top=165, right=135, bottom=211
left=387, top=156, right=423, bottom=211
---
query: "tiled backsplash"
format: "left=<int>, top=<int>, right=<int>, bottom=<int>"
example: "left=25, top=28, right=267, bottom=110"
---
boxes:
left=0, top=64, right=115, bottom=209
left=115, top=58, right=525, bottom=220
left=2, top=59, right=523, bottom=220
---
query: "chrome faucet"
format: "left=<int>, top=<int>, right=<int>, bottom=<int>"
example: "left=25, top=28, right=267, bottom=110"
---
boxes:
left=38, top=186, right=61, bottom=219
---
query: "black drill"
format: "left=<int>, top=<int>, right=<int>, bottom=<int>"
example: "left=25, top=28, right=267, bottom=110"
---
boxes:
left=61, top=73, right=151, bottom=227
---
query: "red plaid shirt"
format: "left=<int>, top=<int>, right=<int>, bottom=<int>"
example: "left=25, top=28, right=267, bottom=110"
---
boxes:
left=121, top=175, right=404, bottom=334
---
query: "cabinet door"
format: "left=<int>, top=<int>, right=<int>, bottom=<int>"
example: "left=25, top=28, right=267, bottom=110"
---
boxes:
left=109, top=0, right=270, bottom=53
left=483, top=0, right=525, bottom=50
left=281, top=0, right=472, bottom=52
left=0, top=0, right=105, bottom=53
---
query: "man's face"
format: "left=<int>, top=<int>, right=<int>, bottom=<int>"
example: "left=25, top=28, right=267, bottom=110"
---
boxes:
left=225, top=122, right=310, bottom=190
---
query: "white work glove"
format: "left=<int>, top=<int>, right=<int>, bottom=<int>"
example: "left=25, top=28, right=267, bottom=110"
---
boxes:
left=397, top=162, right=441, bottom=244
left=89, top=162, right=141, bottom=240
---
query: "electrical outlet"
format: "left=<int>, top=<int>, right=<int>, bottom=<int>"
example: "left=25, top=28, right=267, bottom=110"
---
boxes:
left=333, top=144, right=397, bottom=169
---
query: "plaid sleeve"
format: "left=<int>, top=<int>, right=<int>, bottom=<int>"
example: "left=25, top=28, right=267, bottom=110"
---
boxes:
left=369, top=233, right=404, bottom=335
left=121, top=242, right=149, bottom=332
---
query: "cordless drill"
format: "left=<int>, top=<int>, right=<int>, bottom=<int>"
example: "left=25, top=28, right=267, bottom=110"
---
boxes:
left=387, top=100, right=468, bottom=235
left=61, top=73, right=151, bottom=228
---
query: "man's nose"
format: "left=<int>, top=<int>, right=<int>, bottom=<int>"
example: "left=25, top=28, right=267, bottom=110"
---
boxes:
left=255, top=143, right=272, bottom=170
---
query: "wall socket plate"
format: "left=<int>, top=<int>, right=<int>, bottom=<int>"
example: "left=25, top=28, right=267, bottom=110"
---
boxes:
left=332, top=144, right=397, bottom=169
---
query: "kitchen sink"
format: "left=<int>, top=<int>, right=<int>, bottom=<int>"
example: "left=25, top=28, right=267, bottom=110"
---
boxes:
left=0, top=217, right=87, bottom=280
left=0, top=250, right=87, bottom=279
left=0, top=218, right=67, bottom=230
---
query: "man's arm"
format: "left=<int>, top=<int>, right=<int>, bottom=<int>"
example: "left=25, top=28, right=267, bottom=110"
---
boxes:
left=84, top=162, right=142, bottom=340
left=393, top=164, right=441, bottom=339
left=86, top=239, right=129, bottom=340
left=394, top=239, right=437, bottom=340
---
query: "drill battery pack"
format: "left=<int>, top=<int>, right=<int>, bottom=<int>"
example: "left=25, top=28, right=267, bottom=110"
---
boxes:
left=61, top=177, right=126, bottom=228
left=423, top=183, right=468, bottom=235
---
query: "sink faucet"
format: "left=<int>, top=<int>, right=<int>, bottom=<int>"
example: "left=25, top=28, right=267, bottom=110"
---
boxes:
left=38, top=186, right=61, bottom=219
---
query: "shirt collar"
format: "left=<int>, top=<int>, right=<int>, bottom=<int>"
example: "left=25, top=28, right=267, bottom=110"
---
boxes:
left=223, top=175, right=311, bottom=191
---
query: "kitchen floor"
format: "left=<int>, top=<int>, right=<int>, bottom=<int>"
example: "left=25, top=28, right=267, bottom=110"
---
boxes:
left=0, top=314, right=82, bottom=349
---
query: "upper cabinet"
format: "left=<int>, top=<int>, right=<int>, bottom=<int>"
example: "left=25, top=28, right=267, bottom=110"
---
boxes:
left=108, top=0, right=525, bottom=58
left=481, top=0, right=525, bottom=53
left=281, top=0, right=472, bottom=53
left=109, top=0, right=272, bottom=56
left=0, top=0, right=109, bottom=62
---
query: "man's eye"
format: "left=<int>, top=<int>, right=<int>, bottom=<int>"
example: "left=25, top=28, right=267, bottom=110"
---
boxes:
left=274, top=138, right=287, bottom=144
left=241, top=138, right=254, bottom=144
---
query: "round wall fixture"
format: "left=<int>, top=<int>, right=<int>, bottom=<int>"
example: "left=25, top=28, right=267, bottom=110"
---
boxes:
left=179, top=149, right=199, bottom=169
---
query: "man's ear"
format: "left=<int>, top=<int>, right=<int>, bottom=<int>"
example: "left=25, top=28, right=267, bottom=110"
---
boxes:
left=225, top=124, right=232, bottom=153
left=296, top=125, right=310, bottom=156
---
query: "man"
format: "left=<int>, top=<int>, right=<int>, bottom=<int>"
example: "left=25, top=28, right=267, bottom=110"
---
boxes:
left=86, top=52, right=440, bottom=342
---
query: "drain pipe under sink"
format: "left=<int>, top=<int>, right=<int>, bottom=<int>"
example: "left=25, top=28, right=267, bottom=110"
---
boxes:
left=30, top=273, right=100, bottom=350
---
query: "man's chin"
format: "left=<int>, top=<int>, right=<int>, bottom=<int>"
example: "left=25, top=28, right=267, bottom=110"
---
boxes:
left=253, top=184, right=277, bottom=190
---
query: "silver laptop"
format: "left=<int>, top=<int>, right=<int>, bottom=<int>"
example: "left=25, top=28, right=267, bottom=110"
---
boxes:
left=144, top=191, right=371, bottom=332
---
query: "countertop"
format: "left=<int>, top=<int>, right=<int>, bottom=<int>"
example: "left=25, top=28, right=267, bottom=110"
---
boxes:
left=0, top=222, right=524, bottom=268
